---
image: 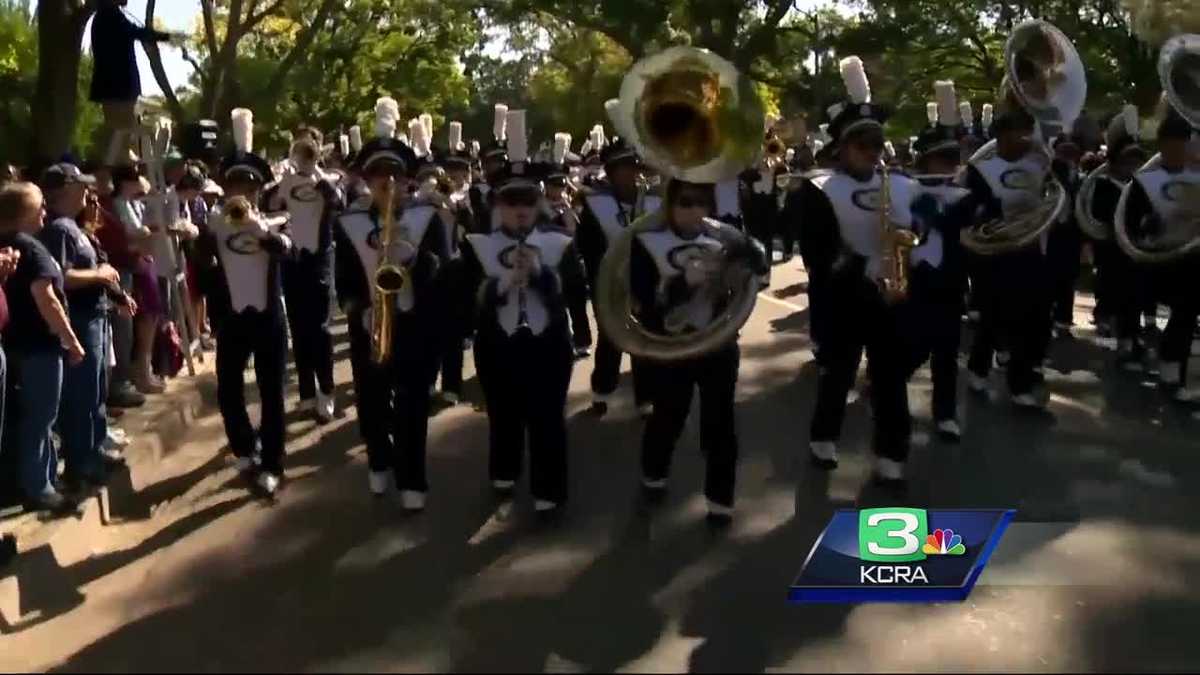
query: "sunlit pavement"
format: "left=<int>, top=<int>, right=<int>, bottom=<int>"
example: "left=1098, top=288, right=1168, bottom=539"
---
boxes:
left=5, top=258, right=1200, bottom=672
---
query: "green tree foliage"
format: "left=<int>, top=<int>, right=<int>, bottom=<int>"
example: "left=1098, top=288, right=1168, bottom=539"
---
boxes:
left=0, top=0, right=100, bottom=165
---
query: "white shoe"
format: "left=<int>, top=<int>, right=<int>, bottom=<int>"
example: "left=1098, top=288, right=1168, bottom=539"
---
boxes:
left=874, top=457, right=905, bottom=483
left=256, top=472, right=281, bottom=496
left=298, top=398, right=316, bottom=414
left=492, top=479, right=515, bottom=491
left=400, top=490, right=426, bottom=511
left=936, top=419, right=962, bottom=440
left=706, top=500, right=734, bottom=518
left=810, top=441, right=838, bottom=467
left=1174, top=387, right=1200, bottom=403
left=316, top=392, right=335, bottom=422
left=534, top=499, right=559, bottom=512
left=637, top=402, right=654, bottom=418
left=641, top=477, right=667, bottom=490
left=442, top=391, right=459, bottom=405
left=967, top=372, right=990, bottom=393
left=1011, top=392, right=1045, bottom=409
left=1160, top=361, right=1183, bottom=386
left=368, top=471, right=390, bottom=496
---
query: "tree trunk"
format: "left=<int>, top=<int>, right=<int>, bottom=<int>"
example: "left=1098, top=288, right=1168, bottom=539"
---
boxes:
left=32, top=0, right=93, bottom=165
left=144, top=0, right=186, bottom=121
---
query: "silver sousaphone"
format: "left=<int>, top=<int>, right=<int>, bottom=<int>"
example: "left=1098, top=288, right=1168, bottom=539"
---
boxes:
left=594, top=46, right=765, bottom=361
left=960, top=20, right=1084, bottom=255
left=1113, top=34, right=1200, bottom=264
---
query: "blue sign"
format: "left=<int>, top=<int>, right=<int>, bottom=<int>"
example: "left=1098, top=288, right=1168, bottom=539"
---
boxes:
left=789, top=508, right=1015, bottom=604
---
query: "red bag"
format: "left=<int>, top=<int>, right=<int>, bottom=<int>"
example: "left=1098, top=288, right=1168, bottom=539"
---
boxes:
left=154, top=321, right=184, bottom=378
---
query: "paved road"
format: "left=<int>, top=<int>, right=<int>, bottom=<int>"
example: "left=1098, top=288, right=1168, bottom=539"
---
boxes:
left=6, top=259, right=1200, bottom=672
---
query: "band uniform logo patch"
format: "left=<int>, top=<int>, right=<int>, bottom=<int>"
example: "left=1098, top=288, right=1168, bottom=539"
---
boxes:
left=1000, top=169, right=1037, bottom=191
left=290, top=182, right=323, bottom=203
left=851, top=188, right=882, bottom=212
left=667, top=243, right=716, bottom=272
left=226, top=231, right=264, bottom=255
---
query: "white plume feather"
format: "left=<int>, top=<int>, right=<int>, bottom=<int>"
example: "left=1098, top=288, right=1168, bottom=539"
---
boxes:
left=553, top=132, right=570, bottom=165
left=590, top=124, right=606, bottom=150
left=348, top=125, right=363, bottom=152
left=839, top=56, right=871, bottom=104
left=339, top=134, right=349, bottom=158
left=1123, top=104, right=1139, bottom=138
left=231, top=108, right=253, bottom=154
left=959, top=101, right=974, bottom=129
left=827, top=102, right=845, bottom=121
left=981, top=104, right=994, bottom=129
left=935, top=81, right=959, bottom=126
left=396, top=133, right=409, bottom=146
left=812, top=139, right=825, bottom=152
left=420, top=113, right=433, bottom=145
left=818, top=123, right=829, bottom=139
left=470, top=140, right=480, bottom=158
left=506, top=109, right=527, bottom=163
left=448, top=121, right=463, bottom=151
left=493, top=104, right=509, bottom=141
left=927, top=102, right=939, bottom=126
left=409, top=118, right=430, bottom=157
left=909, top=135, right=919, bottom=146
left=375, top=97, right=399, bottom=139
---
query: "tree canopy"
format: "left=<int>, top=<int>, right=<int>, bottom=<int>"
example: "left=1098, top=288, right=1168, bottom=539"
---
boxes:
left=5, top=0, right=1191, bottom=165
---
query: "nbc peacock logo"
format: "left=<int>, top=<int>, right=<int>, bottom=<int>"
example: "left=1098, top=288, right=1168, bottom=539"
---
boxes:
left=923, top=528, right=967, bottom=556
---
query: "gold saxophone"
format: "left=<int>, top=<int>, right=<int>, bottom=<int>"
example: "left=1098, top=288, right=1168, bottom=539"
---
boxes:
left=876, top=160, right=919, bottom=304
left=371, top=177, right=411, bottom=365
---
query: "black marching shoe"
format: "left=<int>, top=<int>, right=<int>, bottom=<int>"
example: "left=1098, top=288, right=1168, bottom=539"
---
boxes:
left=589, top=400, right=609, bottom=417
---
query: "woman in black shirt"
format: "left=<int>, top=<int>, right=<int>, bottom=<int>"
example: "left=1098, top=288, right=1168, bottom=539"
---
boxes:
left=0, top=183, right=84, bottom=514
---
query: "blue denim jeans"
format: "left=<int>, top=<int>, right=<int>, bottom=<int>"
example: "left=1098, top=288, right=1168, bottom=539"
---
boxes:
left=15, top=350, right=63, bottom=499
left=60, top=312, right=108, bottom=480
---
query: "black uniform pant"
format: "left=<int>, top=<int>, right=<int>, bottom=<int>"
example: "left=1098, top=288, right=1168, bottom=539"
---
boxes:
left=347, top=310, right=435, bottom=491
left=282, top=250, right=335, bottom=400
left=1048, top=224, right=1082, bottom=324
left=905, top=265, right=963, bottom=422
left=567, top=292, right=593, bottom=350
left=592, top=330, right=654, bottom=405
left=810, top=279, right=912, bottom=462
left=216, top=310, right=288, bottom=474
left=438, top=258, right=465, bottom=396
left=745, top=193, right=777, bottom=262
left=967, top=249, right=1052, bottom=396
left=475, top=327, right=573, bottom=504
left=1157, top=261, right=1199, bottom=379
left=642, top=343, right=739, bottom=507
left=1095, top=242, right=1150, bottom=343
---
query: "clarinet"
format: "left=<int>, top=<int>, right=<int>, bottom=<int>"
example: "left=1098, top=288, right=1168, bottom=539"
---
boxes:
left=516, top=230, right=531, bottom=332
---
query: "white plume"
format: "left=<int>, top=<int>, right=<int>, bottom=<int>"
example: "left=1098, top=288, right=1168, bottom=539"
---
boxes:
left=927, top=103, right=939, bottom=126
left=470, top=140, right=480, bottom=157
left=339, top=134, right=349, bottom=158
left=420, top=113, right=433, bottom=145
left=375, top=97, right=400, bottom=139
left=396, top=132, right=409, bottom=146
left=884, top=141, right=895, bottom=159
left=839, top=56, right=871, bottom=104
left=448, top=121, right=463, bottom=151
left=812, top=139, right=825, bottom=152
left=506, top=109, right=528, bottom=163
left=590, top=124, right=606, bottom=150
left=785, top=148, right=795, bottom=162
left=553, top=132, right=570, bottom=165
left=1123, top=104, right=1139, bottom=138
left=827, top=102, right=845, bottom=121
left=935, top=80, right=959, bottom=126
left=231, top=108, right=253, bottom=154
left=959, top=101, right=974, bottom=129
left=348, top=125, right=363, bottom=152
left=580, top=139, right=593, bottom=156
left=409, top=118, right=430, bottom=158
left=493, top=104, right=509, bottom=141
left=981, top=104, right=994, bottom=129
left=909, top=135, right=919, bottom=146
left=818, top=123, right=829, bottom=138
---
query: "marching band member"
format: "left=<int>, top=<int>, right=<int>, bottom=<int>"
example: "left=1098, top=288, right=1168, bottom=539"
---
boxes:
left=334, top=98, right=451, bottom=507
left=906, top=82, right=972, bottom=440
left=962, top=100, right=1054, bottom=409
left=800, top=57, right=927, bottom=485
left=1047, top=131, right=1085, bottom=336
left=265, top=126, right=342, bottom=423
left=468, top=104, right=510, bottom=234
left=1085, top=106, right=1149, bottom=369
left=577, top=137, right=662, bottom=417
left=633, top=178, right=767, bottom=521
left=1121, top=106, right=1200, bottom=401
left=434, top=124, right=477, bottom=404
left=464, top=110, right=578, bottom=514
left=195, top=108, right=296, bottom=498
left=541, top=133, right=593, bottom=357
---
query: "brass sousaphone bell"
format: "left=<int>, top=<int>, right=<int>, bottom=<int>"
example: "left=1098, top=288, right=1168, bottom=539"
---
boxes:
left=595, top=46, right=765, bottom=362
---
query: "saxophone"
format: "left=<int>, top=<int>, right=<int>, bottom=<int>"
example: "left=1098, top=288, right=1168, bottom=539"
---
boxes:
left=371, top=177, right=411, bottom=365
left=876, top=160, right=919, bottom=304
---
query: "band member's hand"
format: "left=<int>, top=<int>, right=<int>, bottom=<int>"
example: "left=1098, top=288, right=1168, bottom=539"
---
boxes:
left=120, top=294, right=138, bottom=318
left=96, top=263, right=121, bottom=290
left=0, top=247, right=19, bottom=281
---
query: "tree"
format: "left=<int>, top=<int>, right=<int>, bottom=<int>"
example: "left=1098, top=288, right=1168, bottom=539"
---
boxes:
left=31, top=0, right=96, bottom=164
